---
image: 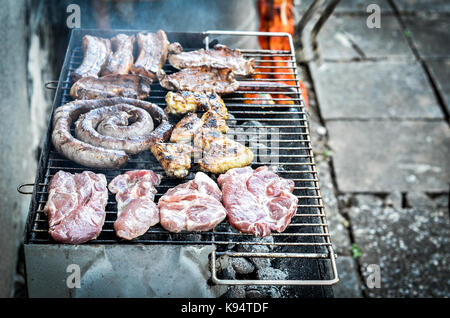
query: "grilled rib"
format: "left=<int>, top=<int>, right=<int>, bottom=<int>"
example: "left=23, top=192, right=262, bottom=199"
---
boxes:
left=131, top=30, right=169, bottom=80
left=101, top=33, right=135, bottom=76
left=71, top=35, right=111, bottom=82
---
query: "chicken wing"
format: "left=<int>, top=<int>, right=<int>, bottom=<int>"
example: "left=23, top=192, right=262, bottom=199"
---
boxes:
left=169, top=112, right=204, bottom=144
left=165, top=91, right=229, bottom=120
left=150, top=142, right=193, bottom=178
left=201, top=110, right=229, bottom=134
left=194, top=128, right=254, bottom=174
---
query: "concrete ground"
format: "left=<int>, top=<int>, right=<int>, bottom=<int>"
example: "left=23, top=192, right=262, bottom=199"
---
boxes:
left=296, top=0, right=450, bottom=297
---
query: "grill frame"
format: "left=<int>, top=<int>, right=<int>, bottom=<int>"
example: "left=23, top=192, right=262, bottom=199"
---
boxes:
left=23, top=29, right=338, bottom=288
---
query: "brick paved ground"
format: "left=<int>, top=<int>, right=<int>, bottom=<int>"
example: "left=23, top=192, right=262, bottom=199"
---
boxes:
left=296, top=0, right=450, bottom=297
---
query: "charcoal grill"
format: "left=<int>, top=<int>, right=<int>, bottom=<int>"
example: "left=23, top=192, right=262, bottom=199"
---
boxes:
left=20, top=29, right=338, bottom=297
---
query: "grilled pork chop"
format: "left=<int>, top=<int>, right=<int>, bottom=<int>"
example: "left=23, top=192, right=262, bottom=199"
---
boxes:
left=158, top=66, right=239, bottom=94
left=44, top=170, right=108, bottom=244
left=158, top=172, right=226, bottom=232
left=70, top=74, right=152, bottom=100
left=108, top=170, right=162, bottom=240
left=101, top=34, right=135, bottom=76
left=72, top=35, right=111, bottom=82
left=218, top=166, right=298, bottom=237
left=131, top=30, right=169, bottom=80
left=168, top=42, right=255, bottom=76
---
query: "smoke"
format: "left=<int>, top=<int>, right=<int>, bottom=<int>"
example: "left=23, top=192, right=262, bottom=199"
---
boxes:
left=83, top=0, right=260, bottom=48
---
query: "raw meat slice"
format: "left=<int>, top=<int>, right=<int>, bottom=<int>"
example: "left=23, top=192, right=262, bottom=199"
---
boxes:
left=108, top=170, right=162, bottom=240
left=158, top=172, right=226, bottom=232
left=217, top=166, right=298, bottom=237
left=44, top=170, right=108, bottom=244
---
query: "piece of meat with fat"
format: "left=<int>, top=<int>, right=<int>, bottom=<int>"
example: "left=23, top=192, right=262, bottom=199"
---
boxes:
left=168, top=42, right=255, bottom=76
left=71, top=35, right=111, bottom=82
left=131, top=30, right=169, bottom=80
left=158, top=172, right=226, bottom=232
left=101, top=34, right=135, bottom=76
left=70, top=74, right=152, bottom=100
left=158, top=66, right=239, bottom=94
left=43, top=170, right=108, bottom=244
left=108, top=170, right=162, bottom=240
left=218, top=166, right=298, bottom=237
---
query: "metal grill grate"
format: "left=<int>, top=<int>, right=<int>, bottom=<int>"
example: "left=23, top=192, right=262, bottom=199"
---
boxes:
left=24, top=29, right=338, bottom=286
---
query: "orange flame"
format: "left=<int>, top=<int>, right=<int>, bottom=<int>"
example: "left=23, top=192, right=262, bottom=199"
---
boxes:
left=246, top=0, right=308, bottom=108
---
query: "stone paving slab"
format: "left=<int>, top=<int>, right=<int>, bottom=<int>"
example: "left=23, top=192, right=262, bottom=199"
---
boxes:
left=333, top=256, right=363, bottom=297
left=316, top=161, right=352, bottom=255
left=347, top=193, right=450, bottom=297
left=295, top=0, right=392, bottom=14
left=395, top=0, right=450, bottom=13
left=310, top=61, right=444, bottom=119
left=403, top=16, right=450, bottom=58
left=326, top=120, right=450, bottom=192
left=317, top=15, right=413, bottom=60
left=426, top=58, right=450, bottom=115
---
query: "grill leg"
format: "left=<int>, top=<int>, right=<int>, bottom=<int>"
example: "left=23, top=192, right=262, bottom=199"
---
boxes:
left=295, top=0, right=341, bottom=61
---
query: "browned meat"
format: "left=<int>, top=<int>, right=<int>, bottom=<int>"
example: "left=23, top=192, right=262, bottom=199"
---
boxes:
left=169, top=112, right=204, bottom=144
left=101, top=34, right=135, bottom=76
left=108, top=170, right=161, bottom=240
left=158, top=66, right=239, bottom=94
left=200, top=110, right=228, bottom=134
left=168, top=43, right=255, bottom=76
left=169, top=111, right=228, bottom=144
left=218, top=166, right=298, bottom=237
left=71, top=35, right=111, bottom=82
left=165, top=91, right=229, bottom=119
left=44, top=170, right=108, bottom=244
left=130, top=30, right=169, bottom=80
left=150, top=142, right=194, bottom=178
left=194, top=128, right=254, bottom=174
left=158, top=172, right=227, bottom=232
left=74, top=104, right=156, bottom=154
left=70, top=74, right=152, bottom=100
left=52, top=97, right=172, bottom=168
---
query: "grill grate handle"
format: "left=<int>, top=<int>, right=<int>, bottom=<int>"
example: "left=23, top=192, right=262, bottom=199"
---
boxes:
left=17, top=183, right=35, bottom=195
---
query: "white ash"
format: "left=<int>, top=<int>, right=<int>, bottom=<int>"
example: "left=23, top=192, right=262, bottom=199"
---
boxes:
left=231, top=257, right=255, bottom=275
left=257, top=267, right=288, bottom=281
left=245, top=286, right=281, bottom=298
